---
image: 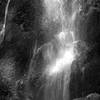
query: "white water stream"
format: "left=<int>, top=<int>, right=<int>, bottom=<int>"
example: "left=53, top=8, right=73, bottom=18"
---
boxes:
left=42, top=0, right=81, bottom=100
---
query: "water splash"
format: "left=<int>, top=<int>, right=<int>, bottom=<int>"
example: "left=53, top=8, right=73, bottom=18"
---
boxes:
left=42, top=0, right=81, bottom=100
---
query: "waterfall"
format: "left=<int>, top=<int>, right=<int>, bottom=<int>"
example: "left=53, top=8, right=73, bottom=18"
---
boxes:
left=42, top=0, right=81, bottom=100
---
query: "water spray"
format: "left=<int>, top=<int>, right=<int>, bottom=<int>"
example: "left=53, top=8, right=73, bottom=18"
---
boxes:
left=44, top=0, right=79, bottom=77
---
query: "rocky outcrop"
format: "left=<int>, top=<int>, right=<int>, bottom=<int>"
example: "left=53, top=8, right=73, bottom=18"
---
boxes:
left=73, top=93, right=100, bottom=100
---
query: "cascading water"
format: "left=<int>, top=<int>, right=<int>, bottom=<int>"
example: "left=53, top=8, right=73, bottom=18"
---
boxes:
left=42, top=0, right=81, bottom=100
left=0, top=0, right=11, bottom=44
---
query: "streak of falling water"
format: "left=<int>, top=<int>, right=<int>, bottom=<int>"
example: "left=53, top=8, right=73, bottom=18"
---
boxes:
left=42, top=0, right=81, bottom=100
left=0, top=0, right=11, bottom=44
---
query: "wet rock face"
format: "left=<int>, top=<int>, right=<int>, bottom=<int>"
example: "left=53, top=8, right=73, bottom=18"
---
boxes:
left=73, top=93, right=100, bottom=100
left=76, top=9, right=100, bottom=44
left=70, top=0, right=100, bottom=100
left=11, top=0, right=43, bottom=32
left=0, top=0, right=7, bottom=22
left=0, top=0, right=45, bottom=100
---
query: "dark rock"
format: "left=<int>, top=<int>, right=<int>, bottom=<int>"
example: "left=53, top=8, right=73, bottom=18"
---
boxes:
left=73, top=93, right=100, bottom=100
